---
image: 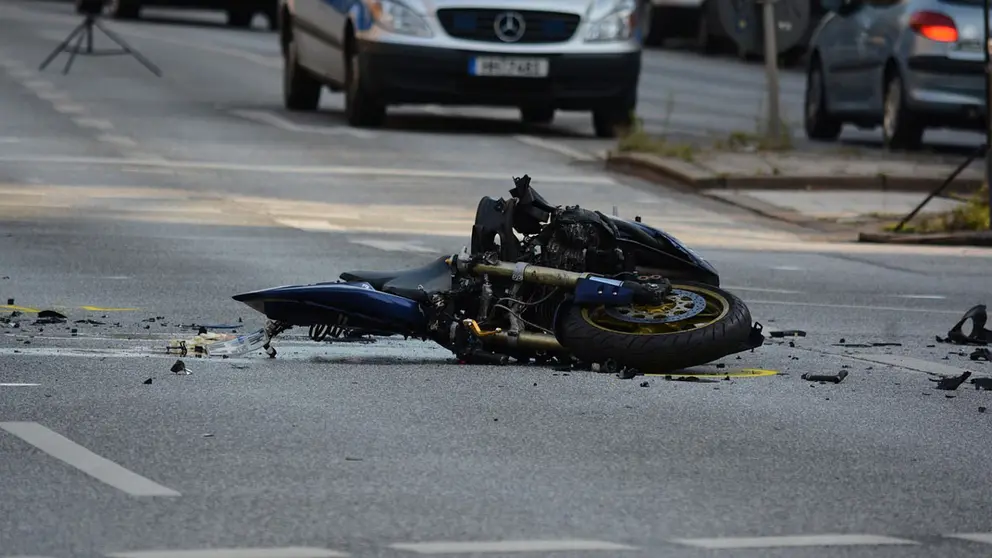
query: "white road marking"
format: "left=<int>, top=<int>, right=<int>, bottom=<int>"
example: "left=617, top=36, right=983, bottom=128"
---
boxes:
left=670, top=534, right=920, bottom=549
left=0, top=137, right=21, bottom=143
left=72, top=117, right=115, bottom=130
left=0, top=421, right=181, bottom=497
left=945, top=533, right=992, bottom=544
left=106, top=548, right=349, bottom=558
left=513, top=135, right=595, bottom=162
left=8, top=68, right=35, bottom=78
left=230, top=109, right=375, bottom=139
left=97, top=135, right=139, bottom=147
left=0, top=383, right=40, bottom=387
left=388, top=540, right=637, bottom=554
left=772, top=265, right=805, bottom=271
left=53, top=103, right=85, bottom=114
left=747, top=299, right=963, bottom=315
left=889, top=294, right=946, bottom=300
left=36, top=90, right=70, bottom=101
left=721, top=286, right=803, bottom=294
left=23, top=79, right=54, bottom=90
left=0, top=156, right=618, bottom=184
left=349, top=238, right=437, bottom=253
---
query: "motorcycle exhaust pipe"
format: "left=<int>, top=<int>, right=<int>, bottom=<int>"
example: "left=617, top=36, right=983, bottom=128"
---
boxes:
left=452, top=258, right=591, bottom=288
left=462, top=319, right=564, bottom=352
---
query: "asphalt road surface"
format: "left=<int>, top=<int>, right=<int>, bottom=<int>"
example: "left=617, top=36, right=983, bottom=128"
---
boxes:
left=2, top=3, right=992, bottom=558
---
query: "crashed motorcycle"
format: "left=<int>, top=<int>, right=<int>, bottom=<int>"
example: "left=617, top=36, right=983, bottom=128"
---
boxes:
left=230, top=175, right=764, bottom=373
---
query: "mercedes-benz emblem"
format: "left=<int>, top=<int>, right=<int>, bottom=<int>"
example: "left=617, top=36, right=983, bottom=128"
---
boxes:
left=494, top=11, right=526, bottom=43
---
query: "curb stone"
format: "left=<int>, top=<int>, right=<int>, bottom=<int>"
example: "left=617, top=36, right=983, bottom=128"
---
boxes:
left=606, top=151, right=985, bottom=194
left=857, top=230, right=992, bottom=247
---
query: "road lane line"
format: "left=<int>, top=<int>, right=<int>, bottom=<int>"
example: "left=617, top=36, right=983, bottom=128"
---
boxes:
left=0, top=383, right=40, bottom=387
left=53, top=103, right=85, bottom=114
left=23, top=79, right=55, bottom=90
left=513, top=135, right=596, bottom=162
left=0, top=156, right=617, bottom=184
left=230, top=110, right=375, bottom=139
left=890, top=294, right=946, bottom=300
left=97, top=135, right=139, bottom=147
left=72, top=117, right=115, bottom=130
left=946, top=533, right=992, bottom=544
left=388, top=540, right=637, bottom=554
left=0, top=422, right=181, bottom=497
left=722, top=286, right=803, bottom=294
left=107, top=548, right=349, bottom=558
left=670, top=534, right=920, bottom=549
left=746, top=299, right=963, bottom=315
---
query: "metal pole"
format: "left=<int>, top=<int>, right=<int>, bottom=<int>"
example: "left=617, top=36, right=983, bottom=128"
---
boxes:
left=986, top=0, right=992, bottom=227
left=761, top=0, right=781, bottom=141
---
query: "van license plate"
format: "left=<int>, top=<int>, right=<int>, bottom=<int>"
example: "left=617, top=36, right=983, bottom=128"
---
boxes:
left=470, top=57, right=549, bottom=78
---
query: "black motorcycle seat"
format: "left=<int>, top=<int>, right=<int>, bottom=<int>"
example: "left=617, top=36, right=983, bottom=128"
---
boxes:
left=339, top=255, right=452, bottom=302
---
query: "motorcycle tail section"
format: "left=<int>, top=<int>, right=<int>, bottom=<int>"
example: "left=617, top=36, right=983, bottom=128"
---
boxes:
left=232, top=281, right=428, bottom=337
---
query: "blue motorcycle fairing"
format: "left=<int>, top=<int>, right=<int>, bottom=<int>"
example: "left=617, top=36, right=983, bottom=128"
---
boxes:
left=232, top=281, right=428, bottom=334
left=603, top=215, right=720, bottom=286
left=573, top=276, right=636, bottom=306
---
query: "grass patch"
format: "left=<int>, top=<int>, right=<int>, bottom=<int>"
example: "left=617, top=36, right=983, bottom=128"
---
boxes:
left=884, top=184, right=990, bottom=233
left=615, top=115, right=697, bottom=162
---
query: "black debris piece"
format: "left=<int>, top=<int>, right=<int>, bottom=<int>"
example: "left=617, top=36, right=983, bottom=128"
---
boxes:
left=665, top=375, right=718, bottom=384
left=74, top=319, right=105, bottom=325
left=142, top=378, right=153, bottom=385
left=840, top=338, right=845, bottom=343
left=930, top=371, right=971, bottom=391
left=715, top=363, right=726, bottom=369
left=197, top=326, right=208, bottom=335
left=344, top=456, right=363, bottom=461
left=801, top=370, right=849, bottom=384
left=769, top=330, right=806, bottom=338
left=203, top=433, right=214, bottom=438
left=33, top=310, right=68, bottom=325
left=6, top=298, right=12, bottom=305
left=788, top=341, right=795, bottom=348
left=970, top=348, right=992, bottom=361
left=170, top=359, right=189, bottom=374
left=946, top=395, right=957, bottom=399
left=971, top=378, right=992, bottom=391
left=981, top=407, right=988, bottom=413
left=937, top=305, right=992, bottom=345
left=639, top=381, right=650, bottom=387
left=872, top=342, right=902, bottom=347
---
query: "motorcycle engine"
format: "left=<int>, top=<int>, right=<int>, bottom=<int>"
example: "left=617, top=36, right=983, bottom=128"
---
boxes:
left=534, top=205, right=625, bottom=274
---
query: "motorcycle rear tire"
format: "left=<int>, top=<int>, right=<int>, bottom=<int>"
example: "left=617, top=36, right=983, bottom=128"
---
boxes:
left=555, top=282, right=756, bottom=373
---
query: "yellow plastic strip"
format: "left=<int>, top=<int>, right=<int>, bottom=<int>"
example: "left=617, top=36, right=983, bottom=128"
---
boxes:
left=0, top=305, right=40, bottom=313
left=644, top=368, right=779, bottom=379
left=79, top=306, right=139, bottom=312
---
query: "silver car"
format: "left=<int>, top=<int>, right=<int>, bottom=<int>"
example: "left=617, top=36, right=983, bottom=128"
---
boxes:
left=278, top=0, right=649, bottom=137
left=804, top=0, right=987, bottom=149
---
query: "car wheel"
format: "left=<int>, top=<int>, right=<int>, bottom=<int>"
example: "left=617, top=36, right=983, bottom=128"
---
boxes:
left=882, top=73, right=924, bottom=150
left=108, top=0, right=140, bottom=19
left=695, top=2, right=718, bottom=55
left=592, top=106, right=633, bottom=139
left=227, top=9, right=254, bottom=28
left=520, top=107, right=555, bottom=125
left=344, top=50, right=386, bottom=128
left=283, top=34, right=321, bottom=111
left=804, top=59, right=842, bottom=141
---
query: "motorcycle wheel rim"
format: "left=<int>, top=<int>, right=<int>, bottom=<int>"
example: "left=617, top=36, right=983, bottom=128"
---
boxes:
left=580, top=285, right=730, bottom=335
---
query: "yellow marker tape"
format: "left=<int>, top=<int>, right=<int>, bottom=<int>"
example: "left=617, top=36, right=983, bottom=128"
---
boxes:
left=644, top=368, right=779, bottom=379
left=79, top=306, right=139, bottom=312
left=0, top=305, right=40, bottom=313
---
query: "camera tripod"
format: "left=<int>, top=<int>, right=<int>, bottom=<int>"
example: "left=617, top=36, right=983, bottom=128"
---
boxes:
left=38, top=13, right=161, bottom=76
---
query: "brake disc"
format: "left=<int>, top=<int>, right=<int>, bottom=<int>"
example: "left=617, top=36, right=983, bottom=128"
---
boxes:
left=604, top=288, right=707, bottom=324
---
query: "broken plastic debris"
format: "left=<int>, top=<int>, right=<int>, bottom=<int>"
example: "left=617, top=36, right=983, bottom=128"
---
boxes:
left=801, top=370, right=848, bottom=384
left=203, top=328, right=268, bottom=357
left=937, top=304, right=992, bottom=345
left=170, top=359, right=191, bottom=375
left=769, top=330, right=807, bottom=338
left=34, top=310, right=67, bottom=325
left=970, top=348, right=991, bottom=361
left=930, top=371, right=971, bottom=391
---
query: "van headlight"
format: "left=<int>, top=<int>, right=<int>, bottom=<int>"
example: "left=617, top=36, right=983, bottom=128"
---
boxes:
left=584, top=0, right=638, bottom=42
left=369, top=0, right=433, bottom=37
